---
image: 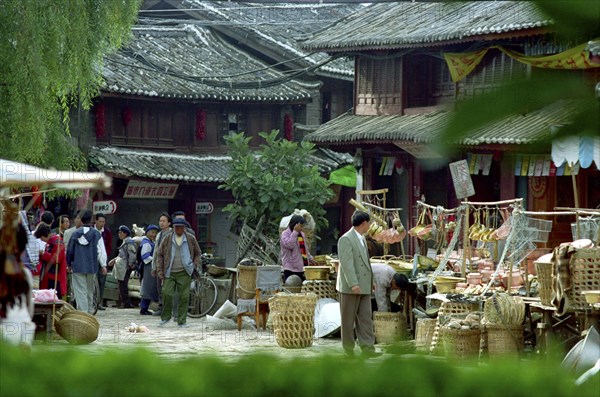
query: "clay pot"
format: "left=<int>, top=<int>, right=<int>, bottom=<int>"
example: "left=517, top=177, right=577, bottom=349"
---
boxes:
left=467, top=272, right=482, bottom=285
left=481, top=269, right=494, bottom=283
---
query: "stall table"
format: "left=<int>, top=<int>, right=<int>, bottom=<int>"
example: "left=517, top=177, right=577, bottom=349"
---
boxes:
left=33, top=300, right=65, bottom=342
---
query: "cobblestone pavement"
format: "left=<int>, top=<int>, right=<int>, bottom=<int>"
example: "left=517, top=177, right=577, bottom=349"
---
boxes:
left=37, top=305, right=347, bottom=361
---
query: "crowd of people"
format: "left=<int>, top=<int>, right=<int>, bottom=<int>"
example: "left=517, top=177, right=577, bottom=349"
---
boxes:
left=0, top=206, right=206, bottom=344
left=3, top=203, right=407, bottom=356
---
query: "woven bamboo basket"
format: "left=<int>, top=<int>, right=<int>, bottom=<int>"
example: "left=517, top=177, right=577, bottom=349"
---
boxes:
left=485, top=324, right=524, bottom=358
left=301, top=280, right=337, bottom=300
left=373, top=311, right=406, bottom=344
left=564, top=248, right=600, bottom=311
left=535, top=260, right=554, bottom=306
left=55, top=310, right=100, bottom=344
left=415, top=318, right=436, bottom=350
left=236, top=264, right=258, bottom=299
left=430, top=302, right=478, bottom=354
left=441, top=327, right=481, bottom=360
left=269, top=293, right=317, bottom=349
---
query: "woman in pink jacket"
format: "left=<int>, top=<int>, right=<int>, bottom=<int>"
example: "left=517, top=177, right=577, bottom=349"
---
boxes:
left=279, top=215, right=314, bottom=282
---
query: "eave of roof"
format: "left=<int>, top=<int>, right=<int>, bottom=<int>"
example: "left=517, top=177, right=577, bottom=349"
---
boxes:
left=88, top=146, right=353, bottom=183
left=304, top=99, right=582, bottom=147
left=300, top=1, right=552, bottom=52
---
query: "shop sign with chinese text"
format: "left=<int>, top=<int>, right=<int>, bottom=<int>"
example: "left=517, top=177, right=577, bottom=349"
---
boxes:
left=124, top=180, right=178, bottom=199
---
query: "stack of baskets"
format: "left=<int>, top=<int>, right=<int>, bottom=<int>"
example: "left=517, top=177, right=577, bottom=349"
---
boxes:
left=268, top=292, right=317, bottom=348
left=373, top=311, right=406, bottom=344
left=54, top=310, right=100, bottom=344
left=482, top=293, right=525, bottom=359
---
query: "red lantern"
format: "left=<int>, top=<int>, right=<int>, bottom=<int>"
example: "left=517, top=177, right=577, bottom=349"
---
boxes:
left=195, top=109, right=206, bottom=140
left=284, top=113, right=293, bottom=141
left=94, top=103, right=106, bottom=138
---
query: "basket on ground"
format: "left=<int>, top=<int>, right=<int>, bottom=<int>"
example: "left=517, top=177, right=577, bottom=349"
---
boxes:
left=268, top=293, right=317, bottom=348
left=373, top=311, right=406, bottom=344
left=415, top=318, right=436, bottom=350
left=485, top=324, right=524, bottom=358
left=441, top=327, right=481, bottom=360
left=55, top=310, right=100, bottom=344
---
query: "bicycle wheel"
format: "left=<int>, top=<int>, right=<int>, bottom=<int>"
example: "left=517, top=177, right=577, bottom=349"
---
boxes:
left=188, top=275, right=218, bottom=318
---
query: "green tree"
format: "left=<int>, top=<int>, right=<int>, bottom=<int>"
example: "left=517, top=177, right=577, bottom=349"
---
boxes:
left=0, top=0, right=140, bottom=170
left=220, top=130, right=334, bottom=240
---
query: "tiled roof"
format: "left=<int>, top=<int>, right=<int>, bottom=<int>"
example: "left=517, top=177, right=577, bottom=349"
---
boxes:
left=304, top=100, right=582, bottom=147
left=171, top=1, right=358, bottom=78
left=301, top=1, right=551, bottom=52
left=88, top=146, right=352, bottom=183
left=102, top=24, right=312, bottom=103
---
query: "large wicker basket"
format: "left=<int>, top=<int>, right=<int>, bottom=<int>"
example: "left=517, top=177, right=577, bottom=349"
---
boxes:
left=535, top=260, right=554, bottom=306
left=373, top=311, right=406, bottom=344
left=414, top=318, right=436, bottom=350
left=55, top=310, right=100, bottom=344
left=269, top=293, right=317, bottom=349
left=236, top=264, right=258, bottom=299
left=564, top=248, right=600, bottom=311
left=485, top=323, right=524, bottom=358
left=430, top=302, right=478, bottom=354
left=441, top=327, right=481, bottom=360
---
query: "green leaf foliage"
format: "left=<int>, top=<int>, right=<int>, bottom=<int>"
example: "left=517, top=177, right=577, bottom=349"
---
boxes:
left=220, top=130, right=333, bottom=238
left=1, top=344, right=598, bottom=397
left=0, top=0, right=141, bottom=170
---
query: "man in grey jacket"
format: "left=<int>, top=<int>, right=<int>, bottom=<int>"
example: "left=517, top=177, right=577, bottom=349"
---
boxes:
left=336, top=210, right=380, bottom=358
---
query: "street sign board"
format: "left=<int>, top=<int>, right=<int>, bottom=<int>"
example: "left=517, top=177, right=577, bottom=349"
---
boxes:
left=93, top=200, right=117, bottom=215
left=449, top=160, right=475, bottom=199
left=195, top=202, right=214, bottom=214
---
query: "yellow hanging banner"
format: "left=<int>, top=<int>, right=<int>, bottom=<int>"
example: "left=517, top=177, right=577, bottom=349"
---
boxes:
left=444, top=41, right=600, bottom=82
left=443, top=49, right=489, bottom=83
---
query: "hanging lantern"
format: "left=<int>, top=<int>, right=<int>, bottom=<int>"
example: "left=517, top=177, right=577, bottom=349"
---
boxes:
left=284, top=113, right=293, bottom=141
left=195, top=109, right=206, bottom=140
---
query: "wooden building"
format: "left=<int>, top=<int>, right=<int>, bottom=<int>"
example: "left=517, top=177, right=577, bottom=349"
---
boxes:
left=301, top=1, right=600, bottom=252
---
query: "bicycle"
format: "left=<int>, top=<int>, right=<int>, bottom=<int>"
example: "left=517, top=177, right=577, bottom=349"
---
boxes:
left=187, top=270, right=218, bottom=318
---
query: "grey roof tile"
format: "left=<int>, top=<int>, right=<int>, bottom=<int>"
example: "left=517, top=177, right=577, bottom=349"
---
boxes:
left=102, top=24, right=312, bottom=102
left=301, top=1, right=551, bottom=52
left=305, top=99, right=582, bottom=146
left=89, top=146, right=352, bottom=182
left=178, top=1, right=357, bottom=77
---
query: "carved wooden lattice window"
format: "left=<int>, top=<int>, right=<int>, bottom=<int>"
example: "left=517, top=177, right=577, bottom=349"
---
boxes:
left=356, top=56, right=402, bottom=115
